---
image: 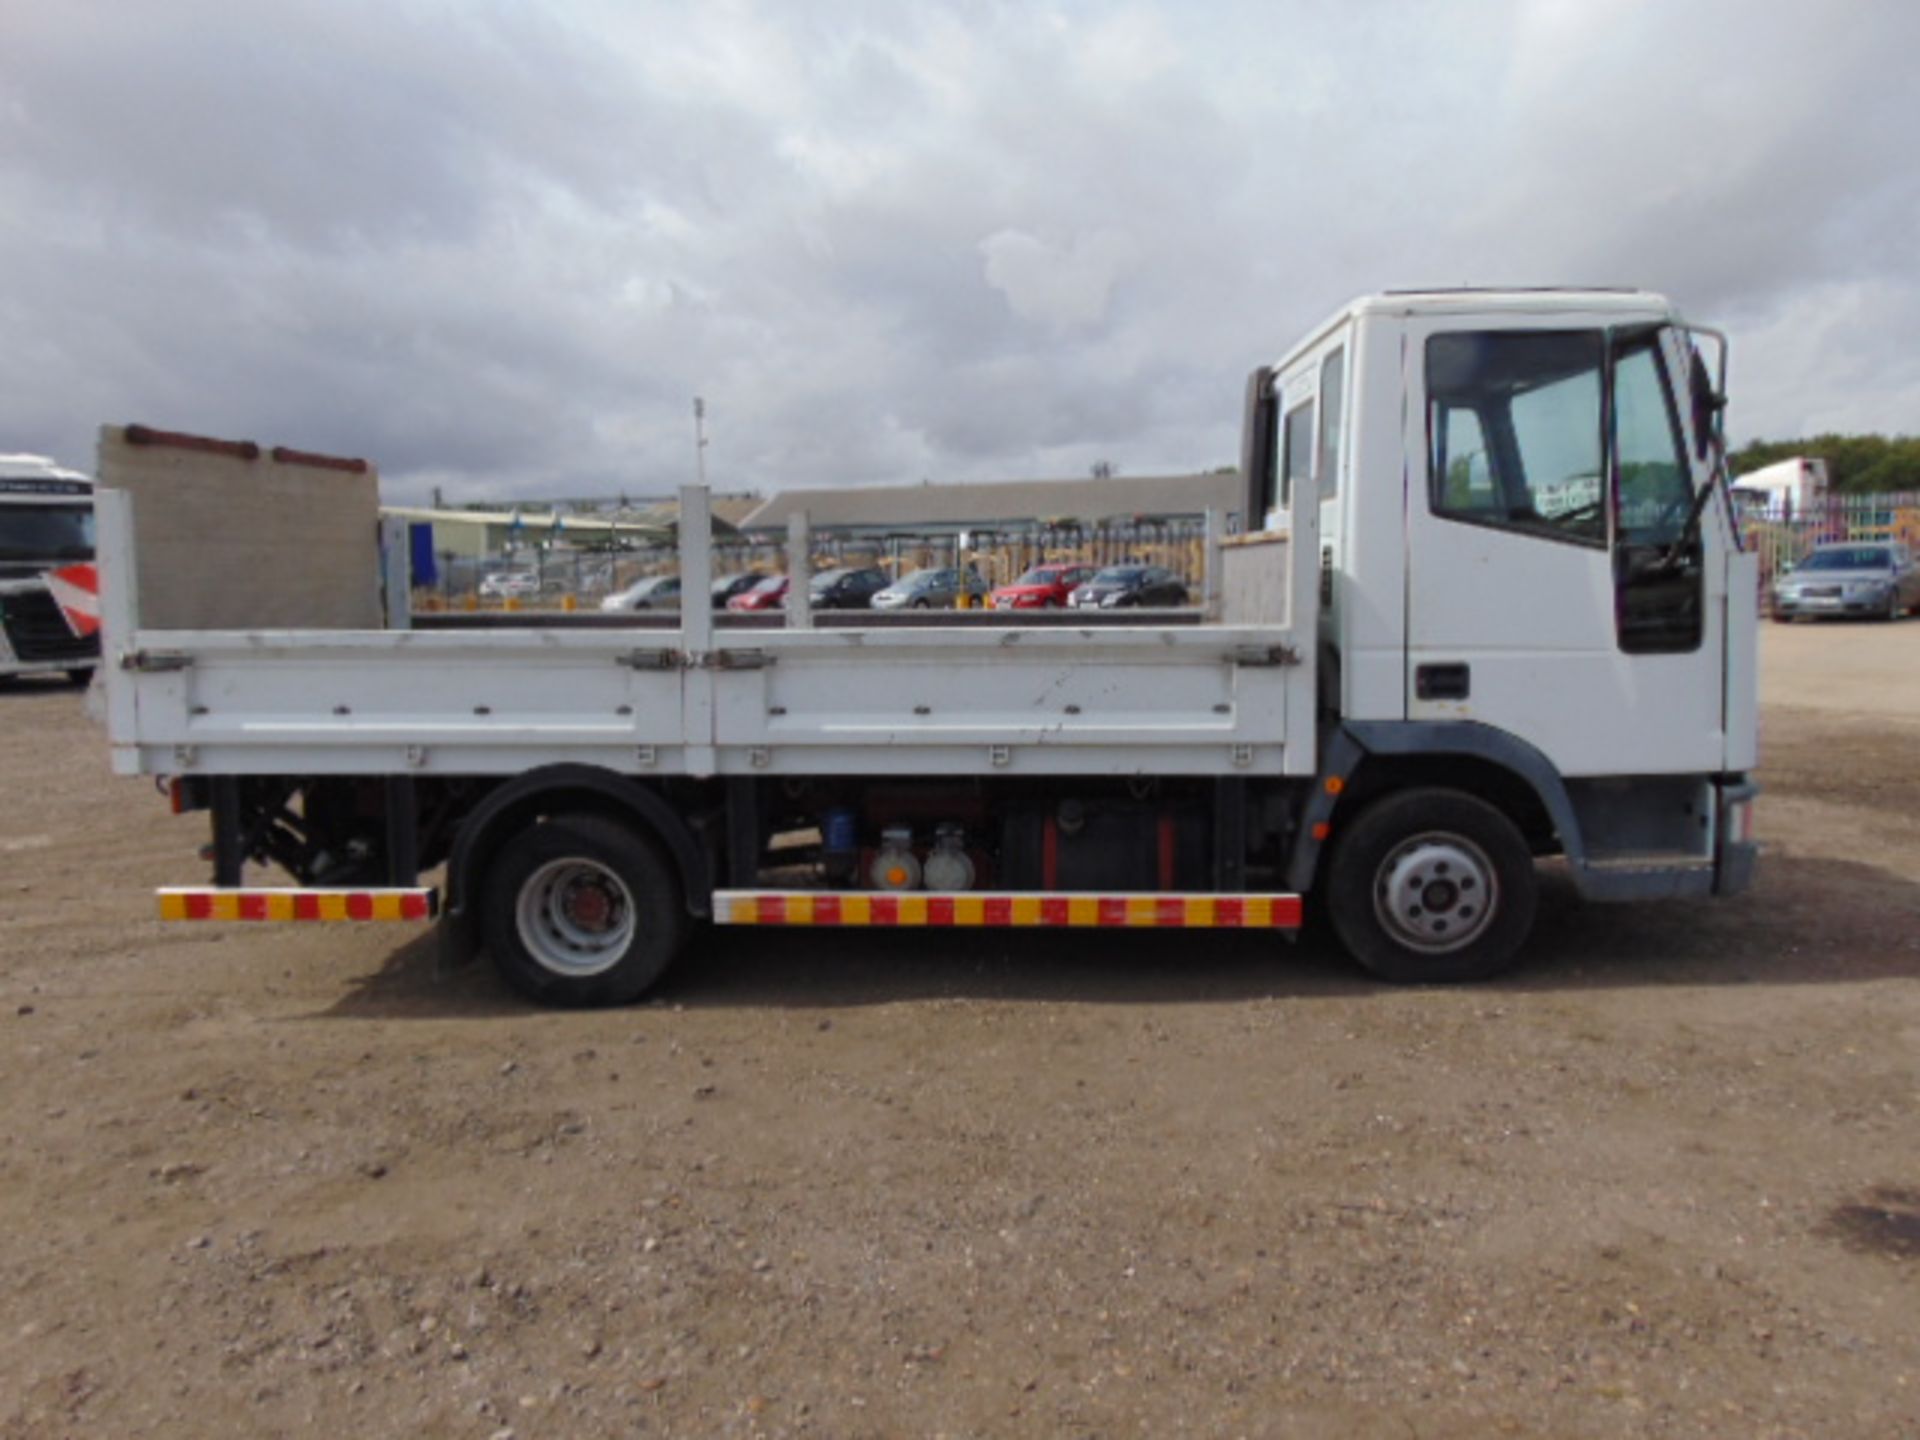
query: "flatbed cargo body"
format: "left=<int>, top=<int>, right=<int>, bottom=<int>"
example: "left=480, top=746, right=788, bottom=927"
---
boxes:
left=108, top=623, right=1309, bottom=780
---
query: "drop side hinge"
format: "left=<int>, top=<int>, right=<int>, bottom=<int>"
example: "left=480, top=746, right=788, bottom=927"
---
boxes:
left=123, top=649, right=194, bottom=673
left=617, top=648, right=683, bottom=671
left=1232, top=644, right=1301, bottom=667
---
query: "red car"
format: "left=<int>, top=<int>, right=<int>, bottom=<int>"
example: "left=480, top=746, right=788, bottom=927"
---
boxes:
left=989, top=564, right=1094, bottom=611
left=726, top=574, right=789, bottom=611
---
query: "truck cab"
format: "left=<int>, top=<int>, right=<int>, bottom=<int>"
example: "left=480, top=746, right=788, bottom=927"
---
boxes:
left=0, top=454, right=98, bottom=684
left=1241, top=291, right=1756, bottom=971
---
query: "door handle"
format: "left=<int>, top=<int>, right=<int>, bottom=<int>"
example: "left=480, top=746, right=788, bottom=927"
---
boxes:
left=1416, top=663, right=1471, bottom=701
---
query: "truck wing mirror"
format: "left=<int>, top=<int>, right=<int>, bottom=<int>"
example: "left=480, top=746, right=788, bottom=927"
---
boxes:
left=1689, top=348, right=1725, bottom=462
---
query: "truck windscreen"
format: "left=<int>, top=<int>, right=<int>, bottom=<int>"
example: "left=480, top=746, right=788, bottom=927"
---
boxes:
left=0, top=504, right=94, bottom=561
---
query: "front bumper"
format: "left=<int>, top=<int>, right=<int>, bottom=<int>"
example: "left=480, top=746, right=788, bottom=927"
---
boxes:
left=1773, top=589, right=1891, bottom=618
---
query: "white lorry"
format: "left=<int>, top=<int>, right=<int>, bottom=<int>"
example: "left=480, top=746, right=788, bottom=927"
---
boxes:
left=98, top=290, right=1758, bottom=1004
left=1730, top=456, right=1830, bottom=519
left=0, top=454, right=98, bottom=685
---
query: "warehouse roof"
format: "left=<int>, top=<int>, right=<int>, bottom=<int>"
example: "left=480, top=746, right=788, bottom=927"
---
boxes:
left=383, top=495, right=758, bottom=542
left=738, top=471, right=1242, bottom=532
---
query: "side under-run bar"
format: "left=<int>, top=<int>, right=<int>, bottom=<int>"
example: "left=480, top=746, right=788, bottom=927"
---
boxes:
left=156, top=886, right=1298, bottom=929
left=715, top=891, right=1303, bottom=929
left=158, top=888, right=437, bottom=922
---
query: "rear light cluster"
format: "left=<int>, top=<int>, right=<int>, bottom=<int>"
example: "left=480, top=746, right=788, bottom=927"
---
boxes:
left=167, top=777, right=209, bottom=815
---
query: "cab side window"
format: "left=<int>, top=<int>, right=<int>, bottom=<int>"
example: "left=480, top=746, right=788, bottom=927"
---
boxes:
left=1281, top=400, right=1315, bottom=509
left=1317, top=348, right=1346, bottom=499
left=1612, top=339, right=1694, bottom=546
left=1427, top=330, right=1606, bottom=546
left=1611, top=334, right=1705, bottom=655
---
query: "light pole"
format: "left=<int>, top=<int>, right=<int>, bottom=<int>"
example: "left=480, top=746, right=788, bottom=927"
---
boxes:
left=693, top=397, right=709, bottom=491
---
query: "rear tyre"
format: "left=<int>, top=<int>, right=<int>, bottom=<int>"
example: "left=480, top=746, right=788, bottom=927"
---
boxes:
left=910, top=598, right=931, bottom=610
left=480, top=813, right=686, bottom=1006
left=1325, top=788, right=1536, bottom=984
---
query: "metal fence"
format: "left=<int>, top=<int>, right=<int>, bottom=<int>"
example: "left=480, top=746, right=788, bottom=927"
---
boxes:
left=414, top=496, right=1920, bottom=614
left=1737, top=491, right=1920, bottom=590
left=416, top=518, right=1214, bottom=612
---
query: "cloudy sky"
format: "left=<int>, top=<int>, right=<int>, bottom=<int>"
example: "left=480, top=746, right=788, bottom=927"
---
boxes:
left=3, top=0, right=1916, bottom=504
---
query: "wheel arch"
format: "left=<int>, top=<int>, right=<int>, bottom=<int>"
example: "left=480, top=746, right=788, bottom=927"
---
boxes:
left=446, top=765, right=712, bottom=935
left=1288, top=721, right=1586, bottom=893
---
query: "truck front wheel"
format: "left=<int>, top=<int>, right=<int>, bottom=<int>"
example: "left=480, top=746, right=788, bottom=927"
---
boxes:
left=480, top=813, right=686, bottom=1006
left=1325, top=788, right=1536, bottom=984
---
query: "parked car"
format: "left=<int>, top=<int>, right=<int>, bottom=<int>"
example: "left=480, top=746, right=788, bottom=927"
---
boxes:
left=1772, top=542, right=1920, bottom=622
left=727, top=574, right=790, bottom=611
left=711, top=572, right=764, bottom=608
left=809, top=566, right=890, bottom=610
left=600, top=574, right=681, bottom=612
left=870, top=567, right=991, bottom=611
left=478, top=570, right=540, bottom=599
left=1068, top=564, right=1189, bottom=609
left=990, top=564, right=1094, bottom=611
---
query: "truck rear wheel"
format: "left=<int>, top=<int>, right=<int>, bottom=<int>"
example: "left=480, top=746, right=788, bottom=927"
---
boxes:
left=1325, top=788, right=1536, bottom=984
left=480, top=812, right=686, bottom=1006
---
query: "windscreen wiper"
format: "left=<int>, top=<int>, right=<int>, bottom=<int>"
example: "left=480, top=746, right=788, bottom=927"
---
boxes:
left=1656, top=468, right=1723, bottom=572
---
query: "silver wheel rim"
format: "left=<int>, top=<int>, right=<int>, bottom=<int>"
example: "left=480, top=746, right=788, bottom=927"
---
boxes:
left=1372, top=831, right=1497, bottom=955
left=515, top=858, right=636, bottom=977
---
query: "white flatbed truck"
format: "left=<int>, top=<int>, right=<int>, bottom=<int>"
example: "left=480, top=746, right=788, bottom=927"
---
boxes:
left=99, top=290, right=1758, bottom=1004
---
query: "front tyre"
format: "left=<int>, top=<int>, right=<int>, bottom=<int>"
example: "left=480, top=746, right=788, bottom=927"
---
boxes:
left=481, top=813, right=686, bottom=1006
left=1325, top=788, right=1536, bottom=983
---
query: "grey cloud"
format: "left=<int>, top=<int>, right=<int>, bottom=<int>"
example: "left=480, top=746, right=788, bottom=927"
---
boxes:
left=2, top=0, right=1915, bottom=504
left=981, top=229, right=1138, bottom=331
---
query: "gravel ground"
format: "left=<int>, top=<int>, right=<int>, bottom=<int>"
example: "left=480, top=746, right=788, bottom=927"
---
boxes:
left=1, top=621, right=1917, bottom=1438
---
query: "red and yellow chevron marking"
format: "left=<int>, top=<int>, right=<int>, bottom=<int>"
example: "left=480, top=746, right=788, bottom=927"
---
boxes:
left=44, top=562, right=100, bottom=638
left=713, top=890, right=1302, bottom=929
left=157, top=888, right=438, bottom=923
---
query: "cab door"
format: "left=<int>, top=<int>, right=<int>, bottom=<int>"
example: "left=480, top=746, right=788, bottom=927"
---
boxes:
left=1403, top=315, right=1726, bottom=778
